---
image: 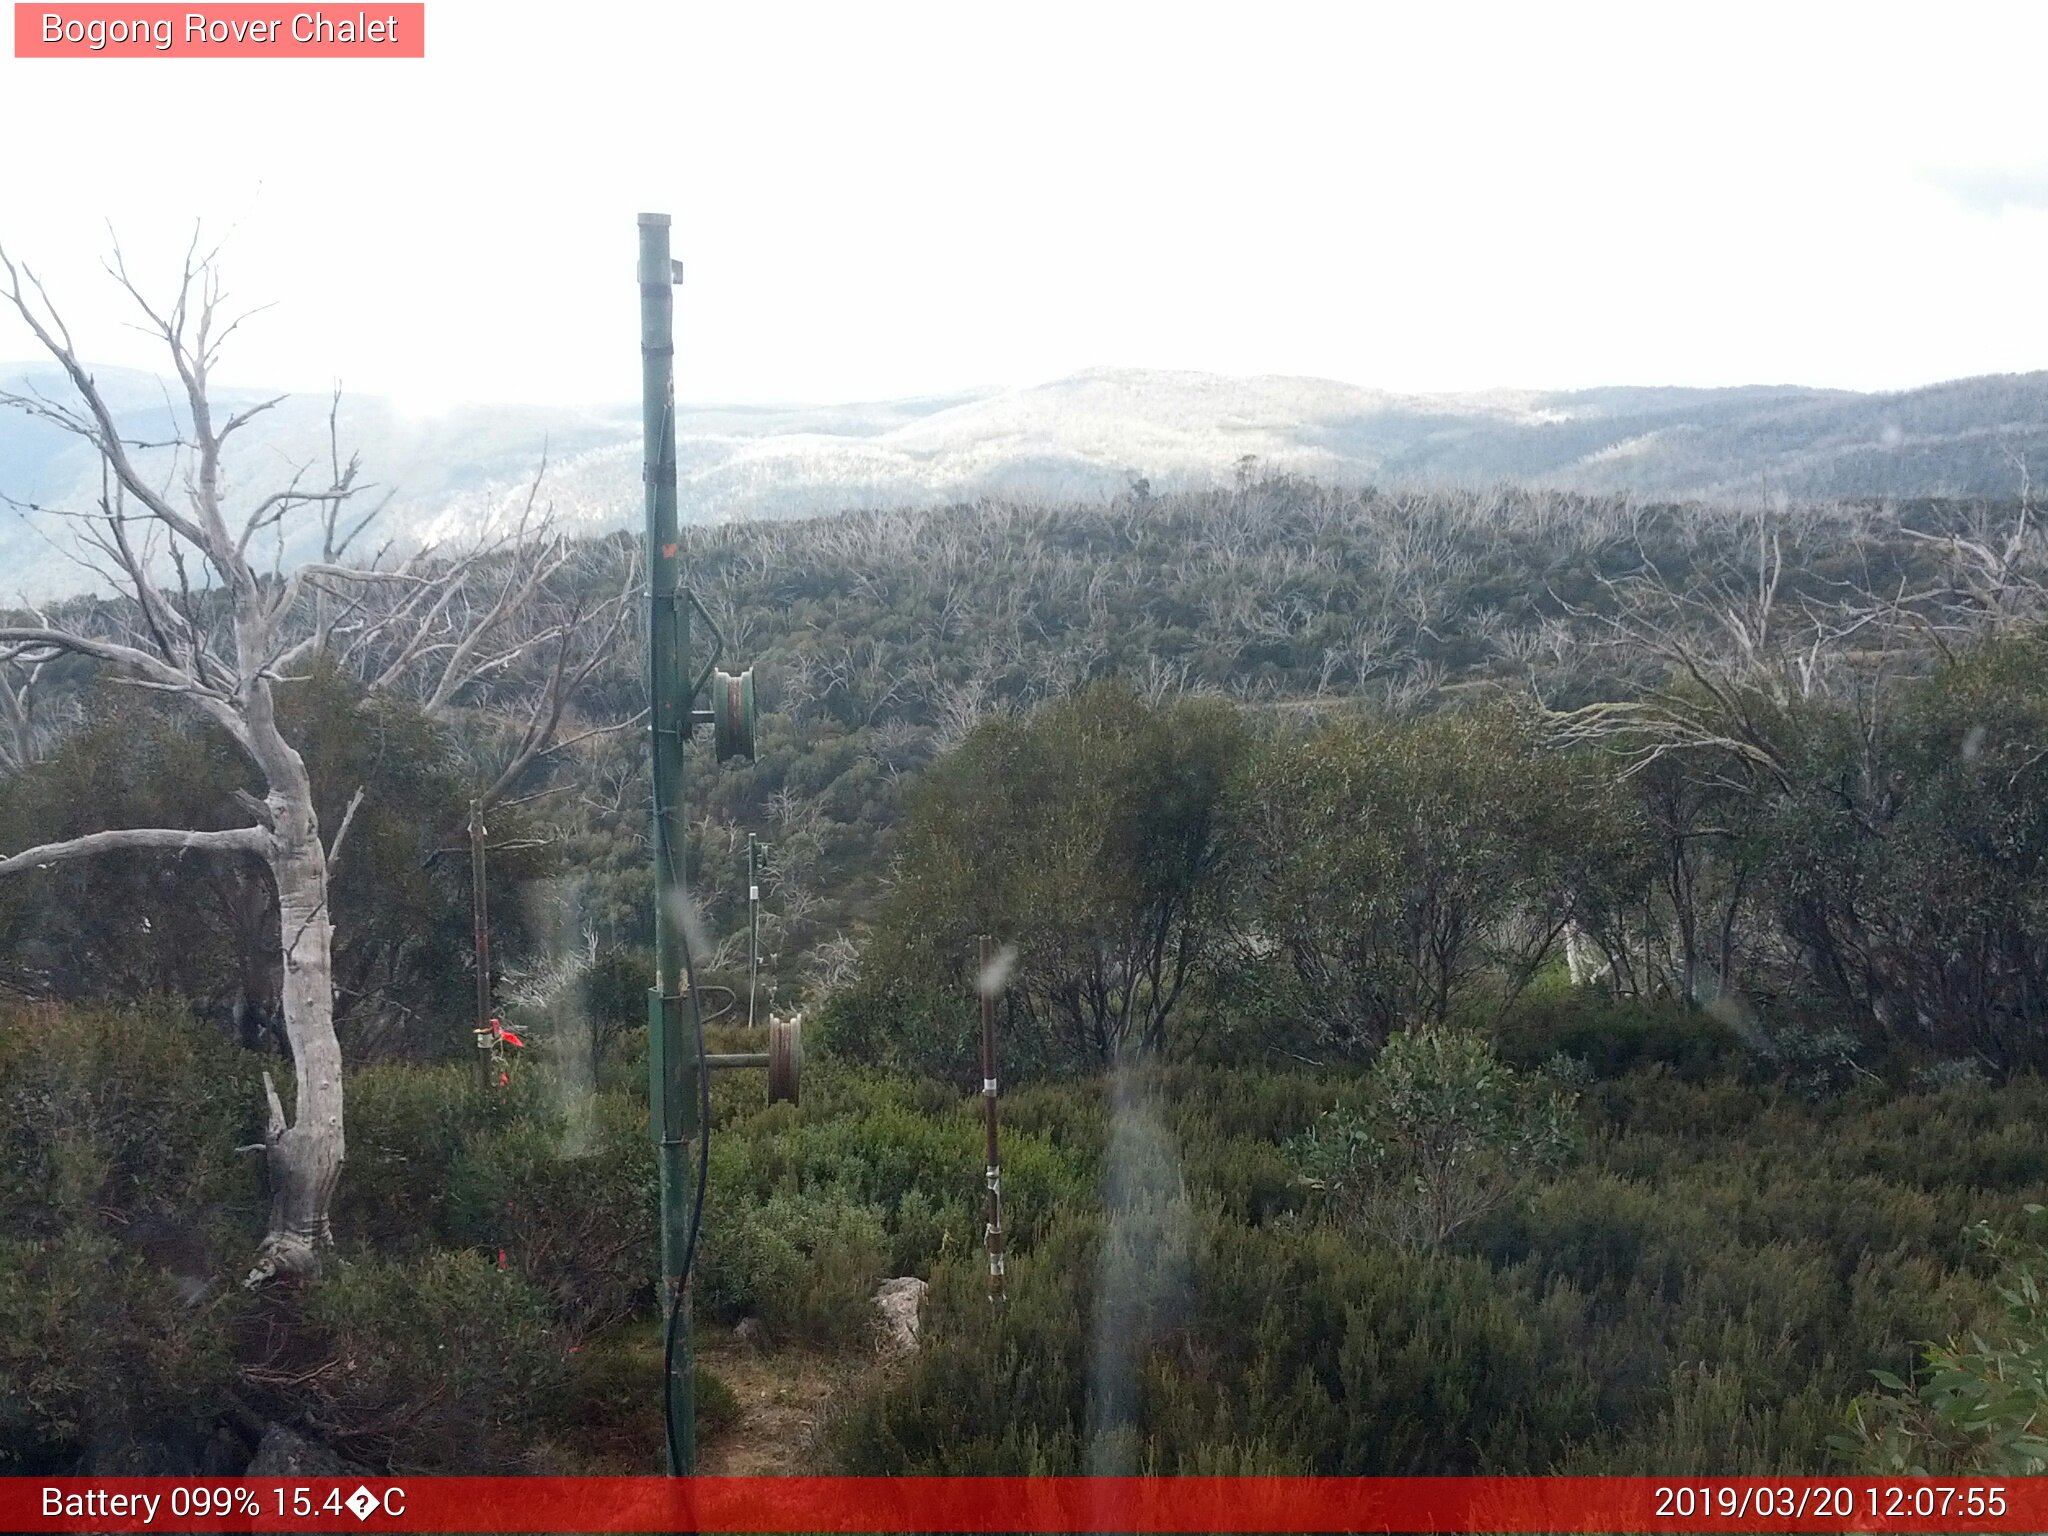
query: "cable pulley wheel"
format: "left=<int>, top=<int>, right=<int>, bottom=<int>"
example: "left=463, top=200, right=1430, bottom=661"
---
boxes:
left=713, top=668, right=757, bottom=762
left=767, top=1013, right=802, bottom=1105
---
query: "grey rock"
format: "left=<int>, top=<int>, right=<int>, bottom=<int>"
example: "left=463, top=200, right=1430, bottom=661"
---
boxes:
left=873, top=1275, right=927, bottom=1354
left=247, top=1423, right=363, bottom=1477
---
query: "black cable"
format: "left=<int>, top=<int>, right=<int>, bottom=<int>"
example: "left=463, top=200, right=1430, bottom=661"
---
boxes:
left=657, top=789, right=714, bottom=1473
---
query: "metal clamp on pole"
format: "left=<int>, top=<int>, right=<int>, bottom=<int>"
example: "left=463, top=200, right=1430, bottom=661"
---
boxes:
left=646, top=990, right=698, bottom=1145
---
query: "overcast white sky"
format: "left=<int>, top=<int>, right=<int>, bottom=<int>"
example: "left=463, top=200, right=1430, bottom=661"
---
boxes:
left=2, top=1, right=2045, bottom=411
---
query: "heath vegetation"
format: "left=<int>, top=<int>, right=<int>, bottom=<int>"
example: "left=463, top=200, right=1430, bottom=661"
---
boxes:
left=6, top=389, right=2048, bottom=1470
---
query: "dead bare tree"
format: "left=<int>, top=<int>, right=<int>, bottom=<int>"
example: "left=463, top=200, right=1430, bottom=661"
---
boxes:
left=0, top=611, right=68, bottom=772
left=1901, top=478, right=2048, bottom=637
left=1538, top=508, right=1917, bottom=1005
left=334, top=514, right=641, bottom=810
left=0, top=233, right=629, bottom=1284
left=1544, top=511, right=1882, bottom=787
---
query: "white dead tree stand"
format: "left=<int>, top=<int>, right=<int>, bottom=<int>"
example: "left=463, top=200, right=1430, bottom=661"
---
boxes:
left=0, top=236, right=634, bottom=1284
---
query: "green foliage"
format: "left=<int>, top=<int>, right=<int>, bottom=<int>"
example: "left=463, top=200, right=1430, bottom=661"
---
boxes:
left=579, top=945, right=655, bottom=1073
left=447, top=1090, right=657, bottom=1339
left=1288, top=1027, right=1581, bottom=1254
left=507, top=486, right=1992, bottom=1005
left=831, top=1196, right=1603, bottom=1476
left=1498, top=996, right=1745, bottom=1082
left=1758, top=636, right=2048, bottom=1067
left=0, top=1230, right=243, bottom=1471
left=334, top=1062, right=502, bottom=1252
left=294, top=666, right=557, bottom=1058
left=1244, top=708, right=1630, bottom=1051
left=0, top=692, right=256, bottom=1011
left=1836, top=1210, right=2048, bottom=1475
left=859, top=681, right=1249, bottom=1071
left=694, top=1362, right=743, bottom=1440
left=541, top=1334, right=738, bottom=1465
left=696, top=1189, right=889, bottom=1347
left=719, top=1066, right=1091, bottom=1260
left=829, top=1049, right=2037, bottom=1476
left=0, top=1002, right=257, bottom=1470
left=1564, top=630, right=2048, bottom=1068
left=811, top=981, right=979, bottom=1087
left=0, top=668, right=551, bottom=1061
left=2, top=989, right=2045, bottom=1478
left=15, top=479, right=2048, bottom=1476
left=284, top=1250, right=569, bottom=1472
left=337, top=1060, right=653, bottom=1340
left=0, top=999, right=263, bottom=1238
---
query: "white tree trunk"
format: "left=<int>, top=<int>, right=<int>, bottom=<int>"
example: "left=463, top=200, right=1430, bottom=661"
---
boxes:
left=239, top=690, right=348, bottom=1286
left=1565, top=921, right=1607, bottom=987
left=245, top=826, right=346, bottom=1284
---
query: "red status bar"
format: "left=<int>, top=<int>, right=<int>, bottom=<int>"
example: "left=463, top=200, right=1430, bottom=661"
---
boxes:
left=6, top=1476, right=2043, bottom=1533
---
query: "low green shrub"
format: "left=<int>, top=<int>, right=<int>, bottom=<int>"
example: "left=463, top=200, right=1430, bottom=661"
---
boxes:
left=1289, top=1027, right=1580, bottom=1255
left=0, top=1000, right=262, bottom=1238
left=884, top=1185, right=975, bottom=1276
left=0, top=1230, right=242, bottom=1472
left=447, top=1090, right=656, bottom=1338
left=1836, top=1212, right=2048, bottom=1475
left=335, top=1062, right=488, bottom=1252
left=695, top=1364, right=742, bottom=1440
left=696, top=1190, right=889, bottom=1347
left=1497, top=996, right=1745, bottom=1083
left=1, top=996, right=2039, bottom=1480
left=540, top=1332, right=738, bottom=1460
left=829, top=1058, right=2025, bottom=1476
left=279, top=1250, right=569, bottom=1473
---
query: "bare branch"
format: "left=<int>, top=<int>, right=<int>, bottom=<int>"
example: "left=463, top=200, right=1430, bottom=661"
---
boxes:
left=325, top=784, right=367, bottom=869
left=0, top=624, right=225, bottom=698
left=0, top=241, right=215, bottom=554
left=0, top=823, right=267, bottom=879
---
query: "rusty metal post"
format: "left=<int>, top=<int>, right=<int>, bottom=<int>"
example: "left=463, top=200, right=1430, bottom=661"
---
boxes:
left=468, top=798, right=493, bottom=1091
left=747, top=833, right=760, bottom=1029
left=979, top=934, right=1007, bottom=1303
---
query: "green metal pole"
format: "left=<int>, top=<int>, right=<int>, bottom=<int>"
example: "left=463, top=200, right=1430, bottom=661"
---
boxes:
left=640, top=210, right=698, bottom=1476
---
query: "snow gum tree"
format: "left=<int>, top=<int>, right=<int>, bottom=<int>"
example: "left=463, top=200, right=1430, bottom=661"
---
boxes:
left=0, top=236, right=633, bottom=1284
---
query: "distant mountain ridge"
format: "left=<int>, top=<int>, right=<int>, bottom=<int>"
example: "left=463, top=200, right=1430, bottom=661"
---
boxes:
left=4, top=362, right=2048, bottom=601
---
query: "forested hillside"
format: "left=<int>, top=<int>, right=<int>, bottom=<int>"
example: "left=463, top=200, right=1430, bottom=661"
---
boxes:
left=12, top=477, right=2019, bottom=1026
left=11, top=361, right=2048, bottom=604
left=5, top=477, right=2048, bottom=1477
